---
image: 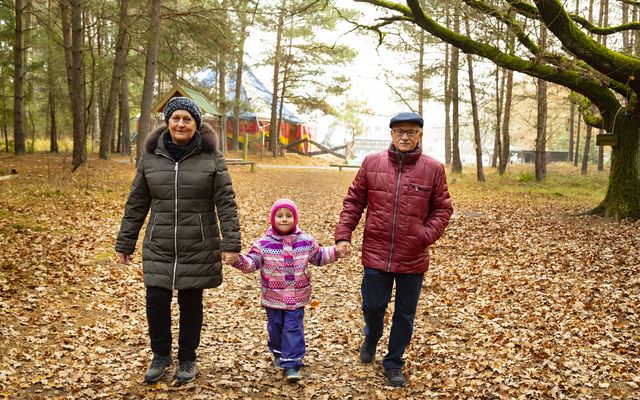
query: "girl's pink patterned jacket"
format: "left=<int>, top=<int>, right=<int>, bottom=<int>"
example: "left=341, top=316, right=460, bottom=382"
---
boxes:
left=233, top=227, right=337, bottom=310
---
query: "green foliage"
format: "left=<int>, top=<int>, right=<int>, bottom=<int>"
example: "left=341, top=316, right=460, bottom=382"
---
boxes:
left=333, top=98, right=372, bottom=141
left=516, top=171, right=535, bottom=183
left=258, top=0, right=357, bottom=116
left=449, top=163, right=609, bottom=204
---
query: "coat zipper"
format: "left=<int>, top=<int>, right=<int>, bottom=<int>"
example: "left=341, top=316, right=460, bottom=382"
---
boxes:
left=172, top=162, right=179, bottom=290
left=157, top=147, right=199, bottom=291
left=386, top=158, right=403, bottom=272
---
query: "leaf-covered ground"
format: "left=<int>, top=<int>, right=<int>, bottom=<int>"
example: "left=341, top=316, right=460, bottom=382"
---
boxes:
left=0, top=155, right=638, bottom=399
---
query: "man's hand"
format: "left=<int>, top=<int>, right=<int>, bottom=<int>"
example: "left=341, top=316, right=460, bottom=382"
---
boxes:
left=116, top=252, right=133, bottom=265
left=222, top=252, right=239, bottom=265
left=336, top=241, right=352, bottom=258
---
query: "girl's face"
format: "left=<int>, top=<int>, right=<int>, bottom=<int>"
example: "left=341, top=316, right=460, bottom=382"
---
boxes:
left=274, top=207, right=295, bottom=233
left=168, top=110, right=197, bottom=144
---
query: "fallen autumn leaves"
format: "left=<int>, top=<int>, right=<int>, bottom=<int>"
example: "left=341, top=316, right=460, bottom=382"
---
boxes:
left=0, top=155, right=638, bottom=399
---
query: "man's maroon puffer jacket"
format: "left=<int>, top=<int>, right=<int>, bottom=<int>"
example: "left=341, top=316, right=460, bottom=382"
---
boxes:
left=335, top=145, right=453, bottom=274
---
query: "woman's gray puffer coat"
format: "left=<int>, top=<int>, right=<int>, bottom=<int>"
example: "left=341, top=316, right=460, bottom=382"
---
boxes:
left=115, top=122, right=241, bottom=290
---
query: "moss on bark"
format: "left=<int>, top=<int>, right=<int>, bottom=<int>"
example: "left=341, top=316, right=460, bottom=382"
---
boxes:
left=597, top=111, right=640, bottom=219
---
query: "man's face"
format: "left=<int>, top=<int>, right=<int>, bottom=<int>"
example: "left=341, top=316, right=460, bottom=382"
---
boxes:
left=390, top=122, right=422, bottom=153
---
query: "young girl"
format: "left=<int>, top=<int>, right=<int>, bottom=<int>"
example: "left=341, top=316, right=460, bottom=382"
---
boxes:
left=224, top=198, right=343, bottom=383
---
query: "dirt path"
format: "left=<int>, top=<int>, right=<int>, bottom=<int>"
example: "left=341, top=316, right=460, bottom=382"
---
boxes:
left=1, top=158, right=638, bottom=399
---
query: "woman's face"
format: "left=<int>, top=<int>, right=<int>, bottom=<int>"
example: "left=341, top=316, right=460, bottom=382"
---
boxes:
left=168, top=110, right=197, bottom=144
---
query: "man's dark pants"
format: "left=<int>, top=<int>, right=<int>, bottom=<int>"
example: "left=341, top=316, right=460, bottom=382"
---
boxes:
left=146, top=286, right=204, bottom=362
left=361, top=267, right=424, bottom=370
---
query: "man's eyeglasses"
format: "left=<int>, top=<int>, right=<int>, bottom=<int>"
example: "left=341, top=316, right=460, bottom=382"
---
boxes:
left=391, top=128, right=421, bottom=138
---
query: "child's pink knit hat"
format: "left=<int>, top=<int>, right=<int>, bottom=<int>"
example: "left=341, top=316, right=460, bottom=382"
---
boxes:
left=270, top=198, right=298, bottom=233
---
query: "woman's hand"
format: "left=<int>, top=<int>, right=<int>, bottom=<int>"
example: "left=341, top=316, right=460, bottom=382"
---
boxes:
left=116, top=252, right=133, bottom=265
left=221, top=252, right=239, bottom=265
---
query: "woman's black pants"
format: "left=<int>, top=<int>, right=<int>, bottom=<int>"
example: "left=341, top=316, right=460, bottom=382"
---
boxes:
left=146, top=286, right=203, bottom=362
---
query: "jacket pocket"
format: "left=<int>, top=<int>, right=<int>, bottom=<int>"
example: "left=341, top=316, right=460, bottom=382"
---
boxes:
left=199, top=213, right=205, bottom=249
left=409, top=183, right=432, bottom=193
left=145, top=213, right=158, bottom=246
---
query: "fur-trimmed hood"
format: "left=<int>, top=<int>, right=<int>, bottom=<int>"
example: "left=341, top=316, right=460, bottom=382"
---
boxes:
left=144, top=122, right=218, bottom=154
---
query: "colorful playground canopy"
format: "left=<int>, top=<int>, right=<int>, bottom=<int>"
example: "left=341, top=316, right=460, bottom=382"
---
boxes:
left=198, top=66, right=303, bottom=124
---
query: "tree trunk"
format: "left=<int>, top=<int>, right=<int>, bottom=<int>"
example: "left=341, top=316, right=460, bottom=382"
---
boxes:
left=622, top=1, right=629, bottom=53
left=48, top=80, right=58, bottom=153
left=218, top=52, right=228, bottom=154
left=1, top=65, right=8, bottom=152
left=443, top=43, right=451, bottom=165
left=277, top=18, right=295, bottom=156
left=232, top=39, right=244, bottom=151
left=598, top=132, right=605, bottom=170
left=218, top=0, right=229, bottom=154
left=535, top=25, right=548, bottom=182
left=269, top=1, right=286, bottom=157
left=92, top=14, right=103, bottom=153
left=535, top=78, right=548, bottom=182
left=596, top=0, right=608, bottom=171
left=70, top=0, right=86, bottom=170
left=633, top=5, right=640, bottom=56
left=137, top=0, right=162, bottom=163
left=232, top=58, right=244, bottom=151
left=417, top=29, right=425, bottom=116
left=574, top=116, right=581, bottom=167
left=46, top=0, right=58, bottom=153
left=119, top=63, right=131, bottom=156
left=568, top=100, right=575, bottom=162
left=99, top=0, right=129, bottom=160
left=492, top=66, right=503, bottom=168
left=498, top=14, right=516, bottom=176
left=24, top=0, right=34, bottom=153
left=450, top=7, right=462, bottom=173
left=499, top=68, right=513, bottom=175
left=468, top=58, right=484, bottom=181
left=592, top=112, right=640, bottom=218
left=13, top=0, right=26, bottom=155
left=581, top=125, right=592, bottom=175
left=465, top=20, right=484, bottom=182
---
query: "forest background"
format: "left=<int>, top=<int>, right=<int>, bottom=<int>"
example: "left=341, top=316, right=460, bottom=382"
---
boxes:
left=1, top=0, right=639, bottom=398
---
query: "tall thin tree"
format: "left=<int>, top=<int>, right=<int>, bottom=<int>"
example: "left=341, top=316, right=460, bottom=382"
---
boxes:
left=99, top=0, right=130, bottom=160
left=443, top=42, right=451, bottom=165
left=582, top=125, right=592, bottom=175
left=137, top=0, right=162, bottom=163
left=62, top=0, right=87, bottom=170
left=450, top=6, right=462, bottom=173
left=269, top=1, right=286, bottom=157
left=119, top=62, right=131, bottom=156
left=231, top=4, right=248, bottom=152
left=574, top=114, right=581, bottom=167
left=465, top=19, right=484, bottom=182
left=596, top=0, right=608, bottom=171
left=13, top=0, right=26, bottom=155
left=568, top=101, right=575, bottom=162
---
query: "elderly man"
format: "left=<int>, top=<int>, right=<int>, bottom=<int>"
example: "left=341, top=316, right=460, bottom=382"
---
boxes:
left=335, top=112, right=453, bottom=387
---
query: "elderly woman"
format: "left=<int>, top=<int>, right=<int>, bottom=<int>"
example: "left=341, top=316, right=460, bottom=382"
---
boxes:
left=115, top=97, right=240, bottom=384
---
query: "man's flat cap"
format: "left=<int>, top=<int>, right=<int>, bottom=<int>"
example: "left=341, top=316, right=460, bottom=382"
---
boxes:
left=389, top=112, right=424, bottom=128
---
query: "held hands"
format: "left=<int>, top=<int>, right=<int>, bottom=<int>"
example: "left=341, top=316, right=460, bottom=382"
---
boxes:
left=335, top=241, right=352, bottom=258
left=222, top=251, right=240, bottom=265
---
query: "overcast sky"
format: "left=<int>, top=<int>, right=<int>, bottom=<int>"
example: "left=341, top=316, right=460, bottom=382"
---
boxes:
left=241, top=1, right=455, bottom=160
